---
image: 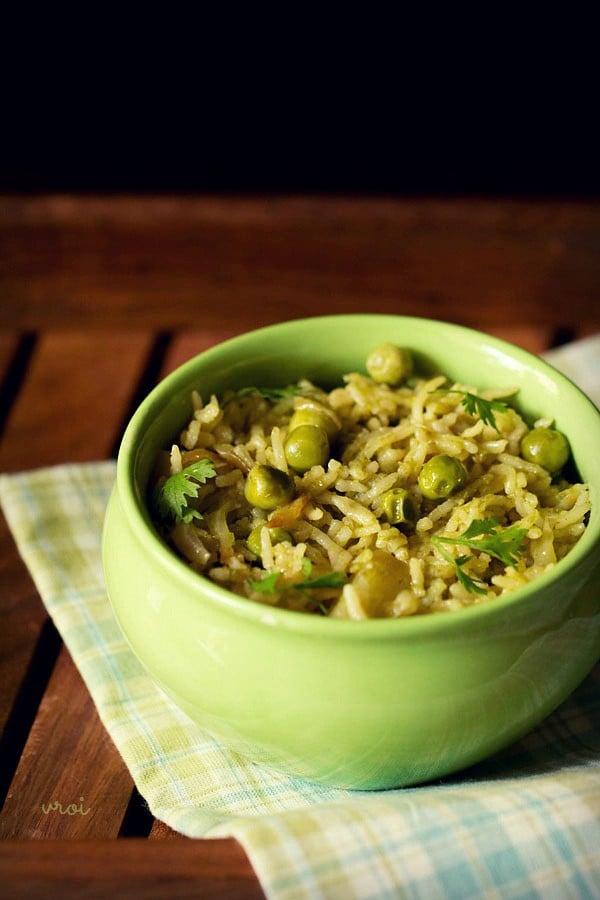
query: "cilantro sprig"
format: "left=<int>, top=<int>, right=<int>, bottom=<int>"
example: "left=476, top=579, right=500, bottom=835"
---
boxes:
left=433, top=544, right=488, bottom=595
left=431, top=517, right=528, bottom=596
left=250, top=570, right=281, bottom=594
left=433, top=390, right=514, bottom=432
left=295, top=571, right=349, bottom=590
left=249, top=568, right=347, bottom=594
left=229, top=385, right=303, bottom=403
left=249, top=558, right=347, bottom=612
left=153, top=458, right=217, bottom=524
left=433, top=517, right=528, bottom=565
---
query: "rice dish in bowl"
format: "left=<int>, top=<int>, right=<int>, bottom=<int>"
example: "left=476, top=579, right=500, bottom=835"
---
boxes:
left=103, top=315, right=600, bottom=789
left=150, top=347, right=590, bottom=619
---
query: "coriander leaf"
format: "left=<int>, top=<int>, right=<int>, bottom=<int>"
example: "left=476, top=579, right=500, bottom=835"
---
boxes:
left=232, top=385, right=303, bottom=403
left=466, top=524, right=528, bottom=566
left=432, top=517, right=528, bottom=573
left=292, top=570, right=347, bottom=617
left=454, top=554, right=473, bottom=566
left=294, top=571, right=348, bottom=590
left=459, top=392, right=510, bottom=432
left=433, top=542, right=488, bottom=596
left=461, top=517, right=501, bottom=539
left=454, top=564, right=488, bottom=596
left=303, top=597, right=330, bottom=615
left=153, top=459, right=216, bottom=524
left=247, top=565, right=347, bottom=600
left=432, top=390, right=514, bottom=432
left=249, top=570, right=281, bottom=593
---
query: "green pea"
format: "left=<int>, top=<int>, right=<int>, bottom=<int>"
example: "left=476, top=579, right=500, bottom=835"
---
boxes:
left=520, top=427, right=570, bottom=474
left=284, top=424, right=330, bottom=473
left=289, top=405, right=339, bottom=441
left=366, top=343, right=413, bottom=386
left=381, top=488, right=418, bottom=526
left=418, top=454, right=467, bottom=500
left=244, top=465, right=295, bottom=510
left=247, top=525, right=293, bottom=558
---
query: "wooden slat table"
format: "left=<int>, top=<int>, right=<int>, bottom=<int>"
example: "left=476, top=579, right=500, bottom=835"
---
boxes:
left=1, top=195, right=599, bottom=897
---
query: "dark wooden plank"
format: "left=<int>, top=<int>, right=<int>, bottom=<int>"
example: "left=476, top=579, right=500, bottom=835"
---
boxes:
left=1, top=196, right=599, bottom=334
left=0, top=325, right=266, bottom=889
left=0, top=514, right=54, bottom=797
left=0, top=839, right=265, bottom=899
left=0, top=336, right=57, bottom=799
left=149, top=819, right=183, bottom=839
left=0, top=647, right=134, bottom=839
left=162, top=329, right=240, bottom=375
left=0, top=330, right=153, bottom=472
left=0, top=331, right=153, bottom=836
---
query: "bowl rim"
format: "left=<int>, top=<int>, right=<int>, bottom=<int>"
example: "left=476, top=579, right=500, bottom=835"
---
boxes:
left=113, top=313, right=600, bottom=638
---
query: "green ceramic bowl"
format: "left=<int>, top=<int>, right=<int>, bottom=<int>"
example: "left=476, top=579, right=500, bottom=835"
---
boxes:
left=102, top=315, right=600, bottom=789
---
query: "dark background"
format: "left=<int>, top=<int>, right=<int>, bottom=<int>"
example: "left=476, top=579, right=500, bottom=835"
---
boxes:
left=4, top=129, right=597, bottom=196
left=3, top=144, right=596, bottom=197
left=1, top=62, right=597, bottom=198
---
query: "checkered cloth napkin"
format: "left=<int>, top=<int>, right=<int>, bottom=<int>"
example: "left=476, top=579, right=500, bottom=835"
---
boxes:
left=2, top=337, right=599, bottom=899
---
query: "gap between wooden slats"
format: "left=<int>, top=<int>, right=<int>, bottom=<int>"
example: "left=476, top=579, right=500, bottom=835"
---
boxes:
left=0, top=333, right=36, bottom=441
left=0, top=333, right=20, bottom=381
